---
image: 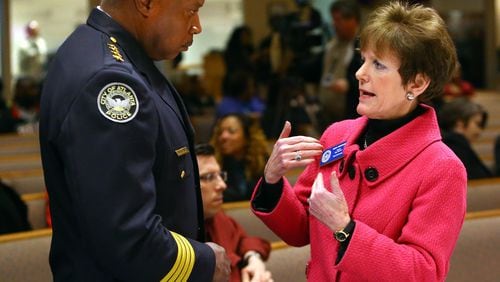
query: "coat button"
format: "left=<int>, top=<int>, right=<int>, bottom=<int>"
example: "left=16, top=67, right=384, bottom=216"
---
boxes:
left=364, top=167, right=378, bottom=182
left=339, top=160, right=345, bottom=173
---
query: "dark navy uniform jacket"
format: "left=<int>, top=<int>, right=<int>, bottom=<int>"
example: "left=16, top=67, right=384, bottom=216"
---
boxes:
left=40, top=9, right=214, bottom=281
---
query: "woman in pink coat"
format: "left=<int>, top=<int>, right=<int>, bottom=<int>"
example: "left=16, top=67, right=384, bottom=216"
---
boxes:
left=251, top=2, right=466, bottom=281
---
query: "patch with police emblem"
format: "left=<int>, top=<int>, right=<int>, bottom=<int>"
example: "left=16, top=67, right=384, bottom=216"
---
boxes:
left=97, top=82, right=139, bottom=123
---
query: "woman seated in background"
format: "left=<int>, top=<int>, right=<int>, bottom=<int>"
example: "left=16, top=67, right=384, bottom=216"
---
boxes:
left=210, top=113, right=269, bottom=202
left=438, top=98, right=498, bottom=179
left=0, top=76, right=41, bottom=134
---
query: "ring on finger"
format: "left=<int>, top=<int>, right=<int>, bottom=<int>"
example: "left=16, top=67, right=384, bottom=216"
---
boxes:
left=294, top=150, right=302, bottom=161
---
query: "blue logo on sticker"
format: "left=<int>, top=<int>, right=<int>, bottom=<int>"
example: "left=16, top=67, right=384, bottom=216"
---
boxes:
left=320, top=141, right=347, bottom=166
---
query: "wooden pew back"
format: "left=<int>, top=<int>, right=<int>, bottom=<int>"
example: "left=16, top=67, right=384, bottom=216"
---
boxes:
left=448, top=209, right=500, bottom=282
left=0, top=229, right=52, bottom=282
left=467, top=177, right=500, bottom=212
left=222, top=201, right=281, bottom=243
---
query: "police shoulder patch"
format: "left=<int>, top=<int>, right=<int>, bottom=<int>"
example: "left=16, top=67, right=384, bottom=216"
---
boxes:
left=97, top=82, right=139, bottom=123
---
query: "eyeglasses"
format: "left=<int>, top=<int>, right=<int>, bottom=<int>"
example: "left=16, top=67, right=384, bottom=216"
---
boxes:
left=200, top=171, right=228, bottom=182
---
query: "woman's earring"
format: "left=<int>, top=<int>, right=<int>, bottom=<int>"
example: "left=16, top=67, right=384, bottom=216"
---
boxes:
left=406, top=92, right=415, bottom=101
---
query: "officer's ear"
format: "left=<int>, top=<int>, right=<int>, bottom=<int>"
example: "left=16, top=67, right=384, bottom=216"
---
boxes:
left=134, top=0, right=154, bottom=17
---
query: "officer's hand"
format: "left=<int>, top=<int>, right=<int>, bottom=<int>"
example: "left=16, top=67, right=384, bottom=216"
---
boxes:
left=206, top=242, right=231, bottom=282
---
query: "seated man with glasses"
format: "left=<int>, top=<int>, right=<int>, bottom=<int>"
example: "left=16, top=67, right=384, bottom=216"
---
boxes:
left=195, top=143, right=273, bottom=282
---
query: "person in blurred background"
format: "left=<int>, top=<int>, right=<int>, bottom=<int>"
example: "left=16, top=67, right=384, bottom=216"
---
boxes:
left=18, top=20, right=47, bottom=81
left=286, top=0, right=324, bottom=85
left=224, top=25, right=256, bottom=76
left=211, top=113, right=269, bottom=202
left=10, top=76, right=41, bottom=134
left=438, top=98, right=497, bottom=179
left=216, top=71, right=265, bottom=119
left=442, top=63, right=475, bottom=100
left=196, top=143, right=272, bottom=282
left=319, top=0, right=362, bottom=127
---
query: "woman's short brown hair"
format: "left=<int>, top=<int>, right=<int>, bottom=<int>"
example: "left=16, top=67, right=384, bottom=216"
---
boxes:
left=359, top=1, right=457, bottom=103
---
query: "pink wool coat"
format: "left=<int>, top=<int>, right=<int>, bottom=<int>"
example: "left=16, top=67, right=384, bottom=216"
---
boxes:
left=252, top=105, right=467, bottom=281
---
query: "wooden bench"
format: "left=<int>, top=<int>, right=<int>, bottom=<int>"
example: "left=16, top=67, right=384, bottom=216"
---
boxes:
left=467, top=177, right=500, bottom=212
left=1, top=169, right=45, bottom=195
left=0, top=141, right=40, bottom=156
left=0, top=153, right=42, bottom=172
left=0, top=228, right=53, bottom=282
left=21, top=192, right=48, bottom=230
left=222, top=201, right=281, bottom=243
left=190, top=114, right=216, bottom=144
left=448, top=209, right=500, bottom=282
left=0, top=209, right=498, bottom=282
left=266, top=241, right=309, bottom=282
left=0, top=133, right=39, bottom=145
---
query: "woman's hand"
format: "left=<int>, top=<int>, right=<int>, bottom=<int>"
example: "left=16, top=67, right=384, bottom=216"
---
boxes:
left=309, top=171, right=350, bottom=231
left=241, top=254, right=273, bottom=282
left=264, top=121, right=323, bottom=184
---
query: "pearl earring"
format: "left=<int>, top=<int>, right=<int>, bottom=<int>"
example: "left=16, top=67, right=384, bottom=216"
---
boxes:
left=406, top=92, right=415, bottom=101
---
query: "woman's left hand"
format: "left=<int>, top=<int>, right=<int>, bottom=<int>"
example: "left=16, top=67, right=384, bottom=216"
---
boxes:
left=309, top=171, right=350, bottom=232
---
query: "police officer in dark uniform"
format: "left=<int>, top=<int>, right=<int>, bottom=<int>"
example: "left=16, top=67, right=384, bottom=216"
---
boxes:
left=39, top=0, right=230, bottom=281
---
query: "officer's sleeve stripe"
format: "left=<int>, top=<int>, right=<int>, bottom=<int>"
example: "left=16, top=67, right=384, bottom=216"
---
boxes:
left=162, top=232, right=187, bottom=282
left=171, top=232, right=194, bottom=281
left=163, top=233, right=185, bottom=282
left=161, top=231, right=195, bottom=282
left=176, top=233, right=195, bottom=280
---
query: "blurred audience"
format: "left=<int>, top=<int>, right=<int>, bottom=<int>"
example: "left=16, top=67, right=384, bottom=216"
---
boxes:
left=195, top=143, right=272, bottom=282
left=178, top=74, right=216, bottom=116
left=202, top=50, right=226, bottom=102
left=18, top=20, right=48, bottom=81
left=286, top=0, right=325, bottom=85
left=10, top=76, right=41, bottom=134
left=319, top=0, right=362, bottom=127
left=443, top=63, right=475, bottom=100
left=224, top=25, right=256, bottom=76
left=210, top=114, right=269, bottom=202
left=255, top=2, right=290, bottom=91
left=261, top=77, right=319, bottom=138
left=216, top=71, right=265, bottom=119
left=0, top=76, right=41, bottom=134
left=0, top=79, right=17, bottom=133
left=438, top=98, right=497, bottom=179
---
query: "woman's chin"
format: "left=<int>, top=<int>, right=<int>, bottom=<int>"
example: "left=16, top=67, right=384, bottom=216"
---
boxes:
left=356, top=105, right=368, bottom=117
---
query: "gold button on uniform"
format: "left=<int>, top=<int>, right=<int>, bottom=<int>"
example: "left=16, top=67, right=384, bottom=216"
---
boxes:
left=180, top=170, right=186, bottom=179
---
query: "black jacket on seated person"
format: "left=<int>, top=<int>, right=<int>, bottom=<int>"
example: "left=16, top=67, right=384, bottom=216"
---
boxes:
left=442, top=131, right=493, bottom=179
left=0, top=180, right=32, bottom=234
